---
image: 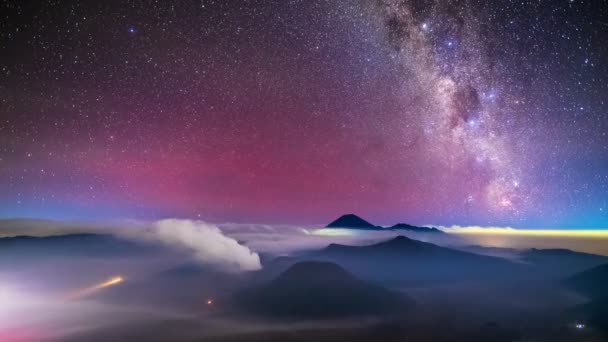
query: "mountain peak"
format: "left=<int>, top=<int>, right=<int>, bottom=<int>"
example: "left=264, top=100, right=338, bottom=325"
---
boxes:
left=321, top=236, right=430, bottom=256
left=325, top=214, right=443, bottom=233
left=392, top=235, right=411, bottom=241
left=326, top=214, right=378, bottom=229
left=234, top=260, right=414, bottom=318
left=377, top=235, right=421, bottom=247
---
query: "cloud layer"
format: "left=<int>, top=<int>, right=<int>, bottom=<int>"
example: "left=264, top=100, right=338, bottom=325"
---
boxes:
left=0, top=218, right=262, bottom=272
left=2, top=218, right=608, bottom=262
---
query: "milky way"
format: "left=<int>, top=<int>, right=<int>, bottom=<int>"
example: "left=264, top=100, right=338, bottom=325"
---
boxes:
left=375, top=0, right=528, bottom=217
left=1, top=0, right=607, bottom=228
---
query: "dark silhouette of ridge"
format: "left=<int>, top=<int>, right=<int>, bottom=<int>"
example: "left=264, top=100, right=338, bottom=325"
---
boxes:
left=568, top=264, right=608, bottom=334
left=234, top=261, right=414, bottom=318
left=462, top=245, right=608, bottom=276
left=312, top=236, right=526, bottom=284
left=565, top=263, right=608, bottom=300
left=520, top=248, right=608, bottom=277
left=323, top=235, right=463, bottom=256
left=389, top=223, right=444, bottom=234
left=525, top=248, right=608, bottom=260
left=325, top=214, right=443, bottom=233
left=0, top=233, right=159, bottom=258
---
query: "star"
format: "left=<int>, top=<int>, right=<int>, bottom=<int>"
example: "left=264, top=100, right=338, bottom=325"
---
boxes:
left=0, top=0, right=605, bottom=228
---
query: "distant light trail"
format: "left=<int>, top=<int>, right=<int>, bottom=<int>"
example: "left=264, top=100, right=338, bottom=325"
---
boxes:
left=94, top=276, right=123, bottom=289
left=66, top=276, right=124, bottom=300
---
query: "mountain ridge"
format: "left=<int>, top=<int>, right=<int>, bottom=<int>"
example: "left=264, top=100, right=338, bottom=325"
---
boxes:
left=325, top=214, right=443, bottom=233
left=234, top=261, right=414, bottom=318
left=565, top=263, right=608, bottom=300
left=310, top=235, right=527, bottom=285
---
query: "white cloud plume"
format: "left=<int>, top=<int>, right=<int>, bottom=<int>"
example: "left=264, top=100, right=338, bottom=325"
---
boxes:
left=140, top=219, right=262, bottom=272
left=0, top=218, right=262, bottom=272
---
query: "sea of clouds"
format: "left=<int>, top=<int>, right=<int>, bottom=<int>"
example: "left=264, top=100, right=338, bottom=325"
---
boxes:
left=1, top=218, right=607, bottom=273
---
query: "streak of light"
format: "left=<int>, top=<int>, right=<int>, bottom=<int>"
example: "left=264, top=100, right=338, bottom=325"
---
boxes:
left=94, top=276, right=123, bottom=289
left=65, top=276, right=124, bottom=300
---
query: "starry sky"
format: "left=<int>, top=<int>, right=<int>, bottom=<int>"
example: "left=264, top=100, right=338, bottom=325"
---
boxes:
left=1, top=0, right=607, bottom=228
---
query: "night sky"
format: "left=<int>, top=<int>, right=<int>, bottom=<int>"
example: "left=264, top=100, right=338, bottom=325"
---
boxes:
left=1, top=0, right=607, bottom=228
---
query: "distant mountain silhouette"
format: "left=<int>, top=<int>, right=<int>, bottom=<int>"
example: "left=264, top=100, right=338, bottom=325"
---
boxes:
left=388, top=223, right=443, bottom=234
left=0, top=233, right=159, bottom=258
left=325, top=214, right=443, bottom=233
left=310, top=236, right=526, bottom=284
left=567, top=264, right=608, bottom=333
left=320, top=235, right=495, bottom=259
left=322, top=235, right=436, bottom=255
left=462, top=245, right=608, bottom=277
left=460, top=245, right=521, bottom=259
left=521, top=248, right=608, bottom=277
left=234, top=261, right=414, bottom=318
left=325, top=214, right=379, bottom=229
left=565, top=263, right=608, bottom=300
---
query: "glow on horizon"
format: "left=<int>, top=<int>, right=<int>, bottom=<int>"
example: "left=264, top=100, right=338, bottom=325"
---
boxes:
left=307, top=228, right=362, bottom=236
left=307, top=226, right=608, bottom=239
left=442, top=226, right=608, bottom=238
left=309, top=226, right=608, bottom=239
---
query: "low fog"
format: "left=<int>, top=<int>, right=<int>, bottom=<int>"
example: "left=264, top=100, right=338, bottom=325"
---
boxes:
left=1, top=218, right=607, bottom=341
